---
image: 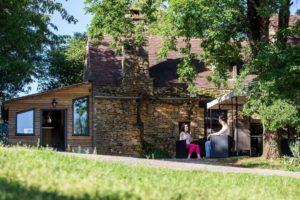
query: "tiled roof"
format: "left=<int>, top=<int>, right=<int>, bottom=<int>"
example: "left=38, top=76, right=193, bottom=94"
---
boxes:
left=269, top=15, right=300, bottom=45
left=86, top=36, right=217, bottom=88
left=87, top=38, right=123, bottom=86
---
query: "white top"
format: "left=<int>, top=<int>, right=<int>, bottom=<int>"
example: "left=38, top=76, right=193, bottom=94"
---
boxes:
left=180, top=132, right=191, bottom=144
left=213, top=123, right=229, bottom=136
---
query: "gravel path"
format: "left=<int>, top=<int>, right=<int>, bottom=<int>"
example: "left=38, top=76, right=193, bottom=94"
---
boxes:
left=64, top=153, right=300, bottom=179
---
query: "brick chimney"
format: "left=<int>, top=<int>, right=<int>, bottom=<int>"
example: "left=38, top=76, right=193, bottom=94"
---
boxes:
left=121, top=9, right=153, bottom=95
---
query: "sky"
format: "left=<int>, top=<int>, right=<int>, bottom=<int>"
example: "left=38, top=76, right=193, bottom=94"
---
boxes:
left=291, top=0, right=300, bottom=14
left=20, top=0, right=299, bottom=97
left=19, top=0, right=92, bottom=97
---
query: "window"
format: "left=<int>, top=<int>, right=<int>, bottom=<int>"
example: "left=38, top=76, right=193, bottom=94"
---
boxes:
left=16, top=109, right=34, bottom=135
left=73, top=97, right=89, bottom=135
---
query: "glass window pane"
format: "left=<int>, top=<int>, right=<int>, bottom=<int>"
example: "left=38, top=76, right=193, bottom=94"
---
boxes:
left=73, top=97, right=88, bottom=135
left=17, top=110, right=34, bottom=134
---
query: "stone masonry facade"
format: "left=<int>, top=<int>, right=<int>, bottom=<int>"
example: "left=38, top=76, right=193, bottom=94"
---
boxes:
left=93, top=98, right=205, bottom=157
left=87, top=36, right=239, bottom=158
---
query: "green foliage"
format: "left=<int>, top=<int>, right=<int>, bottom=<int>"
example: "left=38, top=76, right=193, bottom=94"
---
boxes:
left=85, top=0, right=299, bottom=135
left=289, top=141, right=300, bottom=158
left=0, top=0, right=76, bottom=99
left=1, top=147, right=300, bottom=199
left=142, top=133, right=171, bottom=158
left=37, top=33, right=86, bottom=90
left=243, top=43, right=300, bottom=132
left=159, top=0, right=300, bottom=135
left=284, top=141, right=300, bottom=170
left=0, top=123, right=8, bottom=145
left=157, top=0, right=246, bottom=94
left=85, top=0, right=164, bottom=49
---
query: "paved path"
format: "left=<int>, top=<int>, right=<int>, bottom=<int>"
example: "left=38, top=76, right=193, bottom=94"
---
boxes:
left=64, top=153, right=300, bottom=179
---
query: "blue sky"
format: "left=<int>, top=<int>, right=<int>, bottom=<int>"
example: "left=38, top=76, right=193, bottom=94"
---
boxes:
left=20, top=0, right=91, bottom=97
left=20, top=0, right=299, bottom=97
left=291, top=0, right=300, bottom=14
left=51, top=0, right=92, bottom=35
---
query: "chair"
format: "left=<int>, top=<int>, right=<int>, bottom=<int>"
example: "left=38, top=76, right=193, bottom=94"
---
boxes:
left=210, top=135, right=229, bottom=158
left=175, top=140, right=188, bottom=158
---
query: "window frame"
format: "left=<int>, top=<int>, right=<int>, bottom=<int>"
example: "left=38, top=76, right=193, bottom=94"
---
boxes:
left=15, top=108, right=35, bottom=136
left=72, top=96, right=89, bottom=136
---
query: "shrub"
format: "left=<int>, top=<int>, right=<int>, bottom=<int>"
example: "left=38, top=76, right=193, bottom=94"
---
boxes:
left=0, top=123, right=8, bottom=145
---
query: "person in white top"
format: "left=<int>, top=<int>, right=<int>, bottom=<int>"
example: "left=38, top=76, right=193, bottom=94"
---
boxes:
left=179, top=124, right=201, bottom=159
left=205, top=115, right=229, bottom=158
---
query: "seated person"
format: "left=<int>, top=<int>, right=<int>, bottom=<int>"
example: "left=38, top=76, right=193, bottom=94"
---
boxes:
left=205, top=114, right=229, bottom=158
left=179, top=123, right=201, bottom=159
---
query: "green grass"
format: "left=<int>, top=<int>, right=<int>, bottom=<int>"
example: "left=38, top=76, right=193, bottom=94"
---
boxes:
left=0, top=147, right=299, bottom=200
left=217, top=156, right=300, bottom=171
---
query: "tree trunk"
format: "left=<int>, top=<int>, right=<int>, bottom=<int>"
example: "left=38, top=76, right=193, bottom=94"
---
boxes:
left=277, top=0, right=291, bottom=46
left=263, top=126, right=281, bottom=159
left=247, top=0, right=270, bottom=55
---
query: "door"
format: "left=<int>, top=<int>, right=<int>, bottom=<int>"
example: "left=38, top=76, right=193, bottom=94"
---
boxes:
left=40, top=110, right=66, bottom=151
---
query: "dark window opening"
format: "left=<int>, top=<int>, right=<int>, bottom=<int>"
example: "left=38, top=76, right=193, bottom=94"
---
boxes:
left=250, top=123, right=263, bottom=157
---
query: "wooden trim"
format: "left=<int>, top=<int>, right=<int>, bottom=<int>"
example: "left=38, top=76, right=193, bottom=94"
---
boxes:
left=72, top=96, right=90, bottom=136
left=15, top=108, right=35, bottom=136
left=4, top=82, right=91, bottom=104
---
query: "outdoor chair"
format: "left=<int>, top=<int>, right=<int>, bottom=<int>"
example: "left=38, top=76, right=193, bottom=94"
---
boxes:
left=210, top=135, right=229, bottom=158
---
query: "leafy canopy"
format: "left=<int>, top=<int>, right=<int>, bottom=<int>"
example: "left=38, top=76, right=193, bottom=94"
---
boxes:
left=37, top=33, right=86, bottom=90
left=85, top=0, right=300, bottom=132
left=0, top=0, right=76, bottom=99
left=159, top=0, right=300, bottom=132
left=85, top=0, right=164, bottom=48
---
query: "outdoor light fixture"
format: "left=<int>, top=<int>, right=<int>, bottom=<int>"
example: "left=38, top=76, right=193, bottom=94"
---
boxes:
left=51, top=98, right=58, bottom=108
left=47, top=112, right=52, bottom=123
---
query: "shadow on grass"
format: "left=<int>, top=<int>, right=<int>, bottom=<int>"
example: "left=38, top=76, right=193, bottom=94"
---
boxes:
left=0, top=178, right=141, bottom=200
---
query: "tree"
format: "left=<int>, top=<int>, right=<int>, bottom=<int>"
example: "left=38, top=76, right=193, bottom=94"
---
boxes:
left=0, top=0, right=76, bottom=100
left=159, top=0, right=300, bottom=159
left=38, top=33, right=86, bottom=90
left=85, top=0, right=299, bottom=158
left=85, top=0, right=163, bottom=49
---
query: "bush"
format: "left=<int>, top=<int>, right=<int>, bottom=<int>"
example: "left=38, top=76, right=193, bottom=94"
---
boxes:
left=290, top=140, right=300, bottom=159
left=282, top=141, right=300, bottom=171
left=0, top=123, right=8, bottom=145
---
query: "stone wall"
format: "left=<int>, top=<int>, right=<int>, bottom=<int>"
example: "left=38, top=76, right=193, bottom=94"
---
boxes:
left=122, top=39, right=153, bottom=95
left=93, top=98, right=205, bottom=158
left=141, top=100, right=205, bottom=158
left=93, top=99, right=142, bottom=157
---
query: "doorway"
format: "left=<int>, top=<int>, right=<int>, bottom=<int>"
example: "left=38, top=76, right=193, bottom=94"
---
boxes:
left=41, top=110, right=66, bottom=151
left=250, top=123, right=263, bottom=156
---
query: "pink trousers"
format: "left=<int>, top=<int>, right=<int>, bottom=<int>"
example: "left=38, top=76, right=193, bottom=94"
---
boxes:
left=186, top=144, right=200, bottom=156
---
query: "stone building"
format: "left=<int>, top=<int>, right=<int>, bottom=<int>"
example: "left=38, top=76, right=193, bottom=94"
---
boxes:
left=3, top=14, right=299, bottom=157
left=3, top=35, right=259, bottom=157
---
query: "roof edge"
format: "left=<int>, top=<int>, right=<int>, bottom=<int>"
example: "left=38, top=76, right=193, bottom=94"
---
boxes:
left=3, top=82, right=91, bottom=104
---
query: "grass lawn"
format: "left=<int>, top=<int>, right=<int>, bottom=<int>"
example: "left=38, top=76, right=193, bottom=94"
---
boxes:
left=0, top=147, right=299, bottom=200
left=217, top=156, right=300, bottom=172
